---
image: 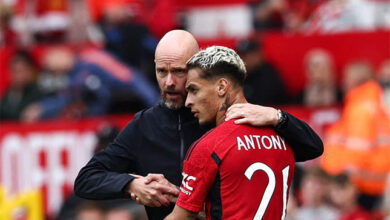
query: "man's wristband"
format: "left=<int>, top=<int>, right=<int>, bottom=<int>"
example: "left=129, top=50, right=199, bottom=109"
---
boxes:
left=275, top=109, right=288, bottom=129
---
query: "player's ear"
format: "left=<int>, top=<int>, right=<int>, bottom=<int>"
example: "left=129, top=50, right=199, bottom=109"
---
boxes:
left=217, top=78, right=229, bottom=97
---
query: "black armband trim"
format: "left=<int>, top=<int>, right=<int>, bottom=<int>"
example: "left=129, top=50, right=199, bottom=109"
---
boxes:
left=275, top=109, right=288, bottom=130
left=211, top=152, right=221, bottom=166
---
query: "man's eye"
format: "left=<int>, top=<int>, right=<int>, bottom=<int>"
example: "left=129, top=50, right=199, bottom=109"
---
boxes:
left=174, top=69, right=186, bottom=75
left=157, top=69, right=167, bottom=74
left=188, top=87, right=197, bottom=94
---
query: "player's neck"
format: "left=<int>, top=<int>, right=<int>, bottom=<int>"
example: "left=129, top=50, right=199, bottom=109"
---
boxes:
left=216, top=92, right=247, bottom=126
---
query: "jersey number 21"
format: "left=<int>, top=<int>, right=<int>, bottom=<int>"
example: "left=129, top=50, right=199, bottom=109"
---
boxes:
left=245, top=162, right=290, bottom=220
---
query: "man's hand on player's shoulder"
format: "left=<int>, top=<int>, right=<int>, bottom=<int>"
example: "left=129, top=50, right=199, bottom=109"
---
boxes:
left=225, top=103, right=279, bottom=126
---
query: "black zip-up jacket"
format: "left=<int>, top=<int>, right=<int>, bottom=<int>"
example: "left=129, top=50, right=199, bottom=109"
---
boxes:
left=74, top=101, right=323, bottom=219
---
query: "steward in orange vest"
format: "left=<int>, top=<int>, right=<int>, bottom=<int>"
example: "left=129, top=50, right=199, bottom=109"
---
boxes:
left=322, top=80, right=390, bottom=196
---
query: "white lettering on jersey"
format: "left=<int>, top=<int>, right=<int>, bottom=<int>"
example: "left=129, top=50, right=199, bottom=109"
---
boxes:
left=237, top=136, right=247, bottom=151
left=237, top=135, right=287, bottom=151
left=181, top=172, right=197, bottom=195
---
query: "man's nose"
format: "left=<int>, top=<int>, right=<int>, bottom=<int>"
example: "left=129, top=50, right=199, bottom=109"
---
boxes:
left=185, top=96, right=192, bottom=108
left=166, top=73, right=176, bottom=86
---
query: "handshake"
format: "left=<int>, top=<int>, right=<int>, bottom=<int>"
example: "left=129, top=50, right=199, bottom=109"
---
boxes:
left=126, top=174, right=179, bottom=207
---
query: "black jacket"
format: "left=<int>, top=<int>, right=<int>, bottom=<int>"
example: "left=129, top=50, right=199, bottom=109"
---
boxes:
left=74, top=101, right=323, bottom=219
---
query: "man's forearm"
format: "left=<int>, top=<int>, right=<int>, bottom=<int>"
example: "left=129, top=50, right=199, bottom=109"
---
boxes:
left=275, top=111, right=324, bottom=162
left=74, top=159, right=134, bottom=199
left=165, top=205, right=198, bottom=220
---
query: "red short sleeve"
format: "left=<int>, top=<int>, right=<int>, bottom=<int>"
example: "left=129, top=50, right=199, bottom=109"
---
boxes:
left=176, top=141, right=218, bottom=212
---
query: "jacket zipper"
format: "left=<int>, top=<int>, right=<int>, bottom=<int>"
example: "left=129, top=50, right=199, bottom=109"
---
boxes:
left=178, top=114, right=185, bottom=172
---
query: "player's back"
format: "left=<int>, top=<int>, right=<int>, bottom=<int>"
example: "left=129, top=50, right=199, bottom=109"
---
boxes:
left=205, top=120, right=295, bottom=220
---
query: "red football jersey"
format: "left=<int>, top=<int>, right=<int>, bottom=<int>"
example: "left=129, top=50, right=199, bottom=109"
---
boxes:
left=177, top=120, right=295, bottom=220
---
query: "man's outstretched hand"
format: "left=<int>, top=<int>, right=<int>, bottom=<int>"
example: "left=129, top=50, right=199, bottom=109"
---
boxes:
left=127, top=173, right=179, bottom=207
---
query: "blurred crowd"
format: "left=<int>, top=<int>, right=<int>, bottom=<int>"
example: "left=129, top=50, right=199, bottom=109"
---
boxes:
left=1, top=0, right=390, bottom=122
left=250, top=0, right=390, bottom=33
left=1, top=0, right=390, bottom=220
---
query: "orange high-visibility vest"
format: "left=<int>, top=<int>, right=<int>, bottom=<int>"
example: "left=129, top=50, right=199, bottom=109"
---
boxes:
left=321, top=81, right=390, bottom=195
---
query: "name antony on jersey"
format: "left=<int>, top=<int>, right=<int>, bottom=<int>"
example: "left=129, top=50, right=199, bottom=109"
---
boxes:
left=237, top=134, right=287, bottom=151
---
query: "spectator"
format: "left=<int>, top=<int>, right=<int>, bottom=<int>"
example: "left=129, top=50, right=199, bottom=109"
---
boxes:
left=0, top=50, right=41, bottom=120
left=37, top=47, right=73, bottom=97
left=0, top=5, right=18, bottom=46
left=94, top=123, right=120, bottom=153
left=23, top=47, right=159, bottom=121
left=329, top=173, right=371, bottom=220
left=106, top=207, right=134, bottom=220
left=99, top=4, right=157, bottom=82
left=105, top=202, right=147, bottom=220
left=322, top=77, right=390, bottom=210
left=383, top=174, right=390, bottom=219
left=251, top=0, right=286, bottom=31
left=296, top=48, right=342, bottom=107
left=377, top=59, right=390, bottom=111
left=342, top=60, right=374, bottom=95
left=289, top=167, right=339, bottom=220
left=75, top=201, right=105, bottom=220
left=237, top=39, right=288, bottom=105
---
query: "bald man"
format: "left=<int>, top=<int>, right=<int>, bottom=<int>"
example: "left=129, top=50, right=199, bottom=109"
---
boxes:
left=75, top=30, right=323, bottom=220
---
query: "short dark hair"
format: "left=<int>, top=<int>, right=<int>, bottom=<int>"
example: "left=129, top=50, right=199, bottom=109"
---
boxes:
left=12, top=50, right=35, bottom=66
left=330, top=173, right=351, bottom=188
left=186, top=46, right=247, bottom=86
left=236, top=39, right=260, bottom=54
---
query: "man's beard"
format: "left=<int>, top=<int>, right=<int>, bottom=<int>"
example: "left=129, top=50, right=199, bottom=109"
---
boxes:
left=161, top=89, right=186, bottom=110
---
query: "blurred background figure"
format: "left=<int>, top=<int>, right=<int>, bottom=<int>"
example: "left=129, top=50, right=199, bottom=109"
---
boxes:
left=383, top=174, right=390, bottom=220
left=106, top=206, right=135, bottom=220
left=377, top=59, right=390, bottom=112
left=37, top=47, right=74, bottom=98
left=296, top=48, right=342, bottom=107
left=329, top=173, right=371, bottom=220
left=22, top=46, right=159, bottom=122
left=342, top=60, right=374, bottom=95
left=98, top=3, right=158, bottom=83
left=94, top=122, right=120, bottom=153
left=237, top=38, right=288, bottom=106
left=105, top=202, right=147, bottom=220
left=75, top=201, right=105, bottom=220
left=250, top=0, right=286, bottom=31
left=287, top=167, right=339, bottom=220
left=0, top=50, right=42, bottom=120
left=0, top=5, right=18, bottom=46
left=322, top=66, right=390, bottom=210
left=74, top=199, right=147, bottom=220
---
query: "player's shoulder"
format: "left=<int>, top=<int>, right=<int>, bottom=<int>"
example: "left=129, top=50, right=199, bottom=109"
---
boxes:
left=193, top=121, right=237, bottom=145
left=190, top=121, right=241, bottom=150
left=184, top=128, right=216, bottom=161
left=208, top=120, right=239, bottom=136
left=212, top=119, right=277, bottom=137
